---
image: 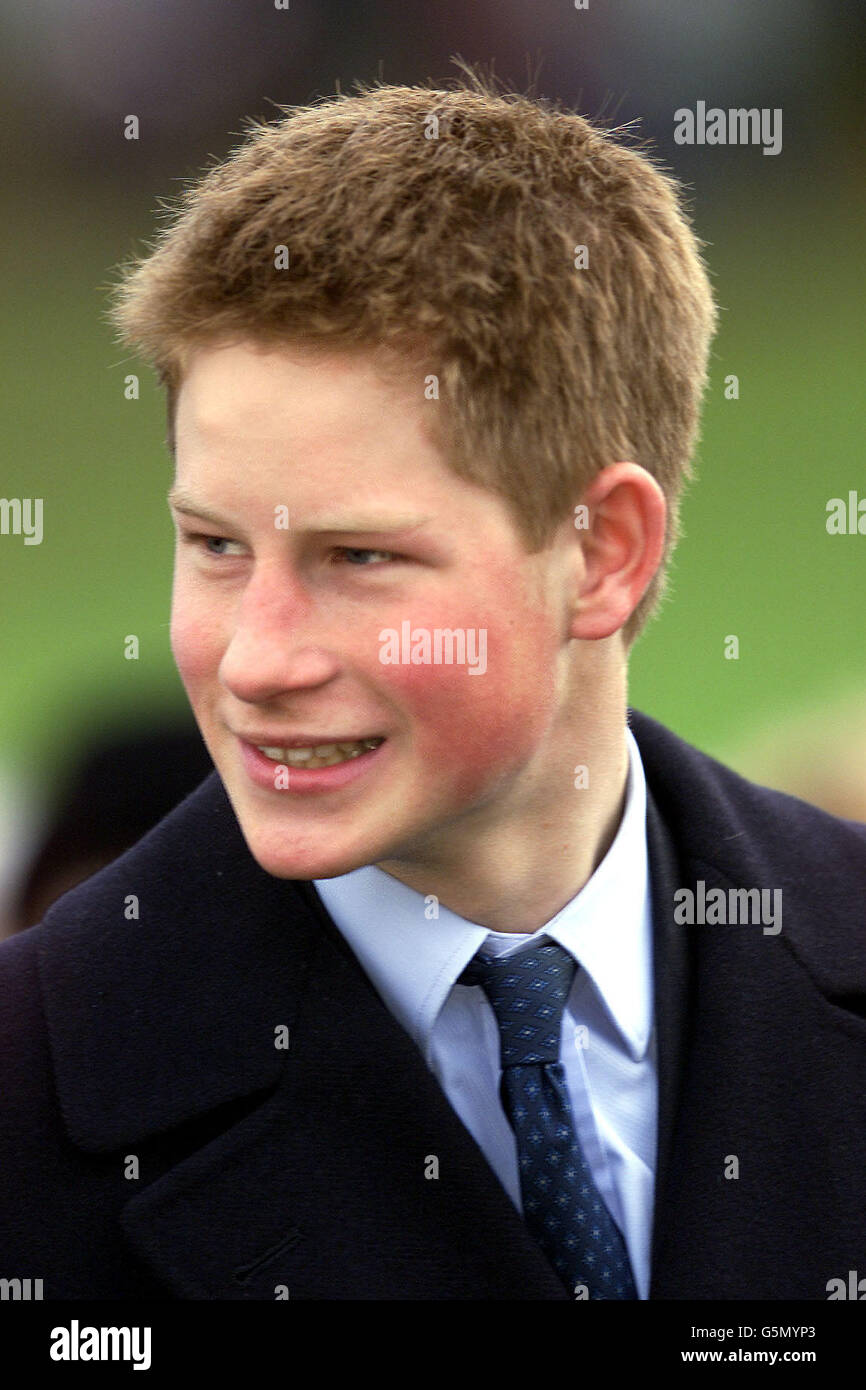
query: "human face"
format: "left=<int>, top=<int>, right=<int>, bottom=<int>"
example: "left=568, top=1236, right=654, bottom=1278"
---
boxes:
left=169, top=339, right=575, bottom=882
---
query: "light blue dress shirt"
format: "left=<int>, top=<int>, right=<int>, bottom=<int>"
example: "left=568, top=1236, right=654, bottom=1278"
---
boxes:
left=314, top=726, right=656, bottom=1298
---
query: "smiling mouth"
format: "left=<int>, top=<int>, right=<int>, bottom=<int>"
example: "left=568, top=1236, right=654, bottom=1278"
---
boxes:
left=254, top=737, right=385, bottom=769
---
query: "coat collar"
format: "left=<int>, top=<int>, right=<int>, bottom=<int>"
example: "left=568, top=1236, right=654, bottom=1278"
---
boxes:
left=628, top=707, right=866, bottom=999
left=37, top=771, right=364, bottom=1151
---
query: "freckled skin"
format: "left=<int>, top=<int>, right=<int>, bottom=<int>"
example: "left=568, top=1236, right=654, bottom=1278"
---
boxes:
left=168, top=339, right=621, bottom=902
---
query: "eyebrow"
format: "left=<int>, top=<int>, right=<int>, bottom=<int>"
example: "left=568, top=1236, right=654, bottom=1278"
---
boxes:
left=166, top=487, right=434, bottom=534
left=167, top=488, right=229, bottom=527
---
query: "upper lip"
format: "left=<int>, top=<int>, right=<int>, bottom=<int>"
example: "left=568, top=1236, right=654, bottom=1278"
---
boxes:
left=234, top=731, right=384, bottom=748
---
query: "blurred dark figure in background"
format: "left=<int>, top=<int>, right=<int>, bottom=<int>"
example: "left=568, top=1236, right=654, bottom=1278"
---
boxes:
left=6, top=724, right=212, bottom=935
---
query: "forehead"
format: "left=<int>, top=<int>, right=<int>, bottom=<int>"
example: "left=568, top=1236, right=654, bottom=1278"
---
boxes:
left=176, top=338, right=423, bottom=446
left=172, top=339, right=517, bottom=538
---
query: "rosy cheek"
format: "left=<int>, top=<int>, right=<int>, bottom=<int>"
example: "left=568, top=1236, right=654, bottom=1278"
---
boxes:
left=378, top=611, right=556, bottom=800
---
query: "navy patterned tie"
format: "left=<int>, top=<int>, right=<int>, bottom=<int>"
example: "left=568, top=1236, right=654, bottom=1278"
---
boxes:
left=459, top=940, right=637, bottom=1299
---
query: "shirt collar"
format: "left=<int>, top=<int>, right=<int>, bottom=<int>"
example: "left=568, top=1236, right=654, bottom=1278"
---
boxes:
left=313, top=727, right=652, bottom=1066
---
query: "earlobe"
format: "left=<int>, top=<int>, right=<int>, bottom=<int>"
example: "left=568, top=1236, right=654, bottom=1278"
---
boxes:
left=568, top=463, right=666, bottom=642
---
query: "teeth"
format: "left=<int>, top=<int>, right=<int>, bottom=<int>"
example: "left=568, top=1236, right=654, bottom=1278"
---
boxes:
left=256, top=737, right=383, bottom=769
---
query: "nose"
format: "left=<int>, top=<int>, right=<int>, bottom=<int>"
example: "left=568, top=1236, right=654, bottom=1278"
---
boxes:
left=218, top=561, right=340, bottom=704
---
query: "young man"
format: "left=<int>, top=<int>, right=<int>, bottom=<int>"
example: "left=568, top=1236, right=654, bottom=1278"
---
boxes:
left=1, top=77, right=864, bottom=1302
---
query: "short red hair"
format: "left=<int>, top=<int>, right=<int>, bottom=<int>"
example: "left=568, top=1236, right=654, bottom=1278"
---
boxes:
left=111, top=70, right=717, bottom=642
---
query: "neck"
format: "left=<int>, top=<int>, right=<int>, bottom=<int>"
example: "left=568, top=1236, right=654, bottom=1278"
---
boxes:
left=377, top=656, right=630, bottom=933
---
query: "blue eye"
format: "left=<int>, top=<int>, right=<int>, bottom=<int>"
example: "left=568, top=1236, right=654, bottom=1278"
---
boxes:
left=181, top=533, right=241, bottom=557
left=337, top=548, right=396, bottom=565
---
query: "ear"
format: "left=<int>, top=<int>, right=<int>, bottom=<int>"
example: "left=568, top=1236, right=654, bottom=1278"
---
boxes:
left=569, top=463, right=667, bottom=641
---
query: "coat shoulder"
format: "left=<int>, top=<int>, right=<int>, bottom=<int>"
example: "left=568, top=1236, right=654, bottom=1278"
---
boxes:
left=629, top=705, right=866, bottom=864
left=629, top=707, right=866, bottom=990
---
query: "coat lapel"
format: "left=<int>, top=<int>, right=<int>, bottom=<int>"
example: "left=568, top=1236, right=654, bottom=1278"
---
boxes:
left=41, top=773, right=567, bottom=1299
left=643, top=784, right=692, bottom=1292
left=119, top=885, right=569, bottom=1299
left=632, top=708, right=866, bottom=1299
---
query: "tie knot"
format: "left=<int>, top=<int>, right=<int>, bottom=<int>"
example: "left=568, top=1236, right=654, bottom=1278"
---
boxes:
left=458, top=940, right=578, bottom=1066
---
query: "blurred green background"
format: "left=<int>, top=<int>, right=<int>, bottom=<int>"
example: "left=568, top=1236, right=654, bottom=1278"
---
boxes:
left=3, top=179, right=863, bottom=775
left=1, top=0, right=865, bottom=920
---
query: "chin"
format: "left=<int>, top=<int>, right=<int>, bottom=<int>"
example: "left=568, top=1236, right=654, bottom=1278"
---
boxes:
left=240, top=826, right=380, bottom=882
